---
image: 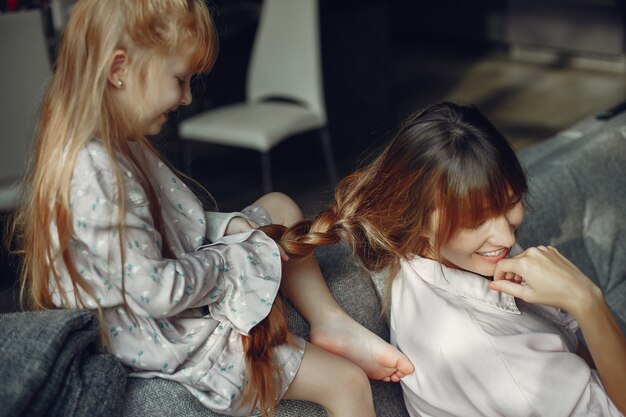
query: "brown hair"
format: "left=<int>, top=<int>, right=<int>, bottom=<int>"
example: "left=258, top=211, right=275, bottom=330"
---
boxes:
left=263, top=101, right=528, bottom=310
left=241, top=296, right=296, bottom=416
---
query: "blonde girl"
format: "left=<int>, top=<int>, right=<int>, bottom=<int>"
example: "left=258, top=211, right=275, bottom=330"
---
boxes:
left=9, top=1, right=414, bottom=416
left=269, top=101, right=626, bottom=416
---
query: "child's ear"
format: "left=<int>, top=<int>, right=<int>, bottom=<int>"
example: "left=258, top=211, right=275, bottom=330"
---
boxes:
left=107, top=49, right=128, bottom=88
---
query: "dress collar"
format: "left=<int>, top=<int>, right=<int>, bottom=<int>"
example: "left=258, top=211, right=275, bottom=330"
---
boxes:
left=405, top=254, right=521, bottom=314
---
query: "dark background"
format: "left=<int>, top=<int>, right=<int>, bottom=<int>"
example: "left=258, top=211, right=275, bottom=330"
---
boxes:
left=1, top=0, right=625, bottom=309
left=162, top=0, right=624, bottom=209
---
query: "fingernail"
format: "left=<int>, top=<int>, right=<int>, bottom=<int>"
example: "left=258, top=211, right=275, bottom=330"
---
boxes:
left=488, top=282, right=499, bottom=291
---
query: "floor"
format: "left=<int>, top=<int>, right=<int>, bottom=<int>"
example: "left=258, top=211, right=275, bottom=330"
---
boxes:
left=1, top=39, right=625, bottom=312
left=394, top=41, right=626, bottom=150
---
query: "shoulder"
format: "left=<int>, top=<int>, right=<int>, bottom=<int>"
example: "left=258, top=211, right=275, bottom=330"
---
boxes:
left=391, top=259, right=483, bottom=351
left=75, top=139, right=137, bottom=175
left=72, top=139, right=147, bottom=207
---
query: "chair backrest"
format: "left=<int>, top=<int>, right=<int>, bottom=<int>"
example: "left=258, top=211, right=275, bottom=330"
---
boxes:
left=0, top=10, right=51, bottom=192
left=246, top=0, right=326, bottom=122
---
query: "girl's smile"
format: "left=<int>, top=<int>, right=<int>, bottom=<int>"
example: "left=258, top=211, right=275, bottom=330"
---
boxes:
left=475, top=246, right=510, bottom=263
left=434, top=200, right=524, bottom=277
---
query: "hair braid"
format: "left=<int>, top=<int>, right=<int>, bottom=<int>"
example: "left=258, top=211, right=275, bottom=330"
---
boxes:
left=259, top=212, right=342, bottom=261
left=244, top=166, right=420, bottom=410
left=240, top=296, right=294, bottom=417
left=238, top=207, right=343, bottom=415
left=260, top=170, right=407, bottom=273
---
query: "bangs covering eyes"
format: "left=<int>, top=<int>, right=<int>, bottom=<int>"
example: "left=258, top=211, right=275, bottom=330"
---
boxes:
left=453, top=190, right=523, bottom=230
left=433, top=166, right=527, bottom=248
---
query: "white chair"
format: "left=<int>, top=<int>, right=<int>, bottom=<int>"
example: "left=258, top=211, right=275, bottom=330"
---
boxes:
left=179, top=0, right=337, bottom=193
left=49, top=0, right=76, bottom=32
left=0, top=9, right=51, bottom=211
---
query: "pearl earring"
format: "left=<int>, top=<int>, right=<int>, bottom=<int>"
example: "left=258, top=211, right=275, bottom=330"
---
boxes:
left=117, top=80, right=123, bottom=87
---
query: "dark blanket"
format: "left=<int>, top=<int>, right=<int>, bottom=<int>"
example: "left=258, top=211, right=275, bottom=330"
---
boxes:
left=0, top=310, right=126, bottom=417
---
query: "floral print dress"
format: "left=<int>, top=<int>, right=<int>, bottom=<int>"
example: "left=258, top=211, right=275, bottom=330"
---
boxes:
left=50, top=139, right=304, bottom=416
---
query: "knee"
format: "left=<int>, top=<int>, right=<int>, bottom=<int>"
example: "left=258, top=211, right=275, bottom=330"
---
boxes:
left=334, top=361, right=371, bottom=399
left=339, top=368, right=373, bottom=410
left=256, top=192, right=303, bottom=226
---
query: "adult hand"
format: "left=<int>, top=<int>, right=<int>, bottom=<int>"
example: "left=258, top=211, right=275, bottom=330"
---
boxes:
left=489, top=246, right=602, bottom=315
left=492, top=246, right=626, bottom=414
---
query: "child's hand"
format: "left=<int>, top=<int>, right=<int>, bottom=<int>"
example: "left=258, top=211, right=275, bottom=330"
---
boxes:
left=489, top=246, right=601, bottom=315
left=225, top=217, right=259, bottom=236
left=225, top=217, right=289, bottom=262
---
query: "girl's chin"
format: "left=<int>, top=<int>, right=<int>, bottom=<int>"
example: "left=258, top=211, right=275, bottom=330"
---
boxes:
left=144, top=115, right=167, bottom=135
left=478, top=266, right=497, bottom=278
left=145, top=123, right=164, bottom=136
left=466, top=259, right=499, bottom=277
left=441, top=256, right=499, bottom=277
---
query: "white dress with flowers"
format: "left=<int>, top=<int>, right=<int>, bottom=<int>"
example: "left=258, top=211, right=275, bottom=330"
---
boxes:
left=50, top=139, right=304, bottom=416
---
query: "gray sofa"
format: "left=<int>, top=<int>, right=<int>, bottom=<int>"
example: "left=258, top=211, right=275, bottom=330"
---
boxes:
left=1, top=114, right=624, bottom=417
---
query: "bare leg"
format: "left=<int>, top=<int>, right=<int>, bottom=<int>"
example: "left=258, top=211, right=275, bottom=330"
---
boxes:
left=282, top=342, right=375, bottom=417
left=253, top=193, right=415, bottom=381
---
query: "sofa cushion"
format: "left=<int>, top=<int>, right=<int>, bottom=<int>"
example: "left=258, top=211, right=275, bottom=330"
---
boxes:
left=0, top=310, right=126, bottom=417
left=518, top=125, right=626, bottom=332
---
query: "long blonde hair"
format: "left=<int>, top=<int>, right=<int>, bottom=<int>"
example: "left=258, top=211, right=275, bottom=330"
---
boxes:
left=9, top=0, right=217, bottom=310
left=9, top=2, right=294, bottom=414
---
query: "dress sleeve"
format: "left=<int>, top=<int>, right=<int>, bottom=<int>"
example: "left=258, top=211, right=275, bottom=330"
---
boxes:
left=194, top=233, right=282, bottom=333
left=204, top=211, right=249, bottom=243
left=65, top=150, right=282, bottom=329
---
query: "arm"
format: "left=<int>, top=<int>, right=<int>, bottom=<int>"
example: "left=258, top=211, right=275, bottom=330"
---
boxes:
left=491, top=246, right=626, bottom=414
left=73, top=205, right=280, bottom=320
left=205, top=211, right=257, bottom=242
left=576, top=298, right=626, bottom=412
left=68, top=151, right=281, bottom=321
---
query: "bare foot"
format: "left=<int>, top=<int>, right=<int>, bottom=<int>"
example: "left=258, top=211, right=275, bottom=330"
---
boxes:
left=309, top=311, right=414, bottom=382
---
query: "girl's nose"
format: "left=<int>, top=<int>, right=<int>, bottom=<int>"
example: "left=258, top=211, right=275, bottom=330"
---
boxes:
left=180, top=82, right=192, bottom=106
left=489, top=214, right=516, bottom=248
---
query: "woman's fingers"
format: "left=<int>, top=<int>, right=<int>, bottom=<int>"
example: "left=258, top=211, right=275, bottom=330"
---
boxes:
left=488, top=279, right=527, bottom=299
left=493, top=257, right=523, bottom=282
left=491, top=245, right=598, bottom=313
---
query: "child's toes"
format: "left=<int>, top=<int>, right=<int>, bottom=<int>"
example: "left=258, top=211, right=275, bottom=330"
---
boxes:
left=398, top=357, right=415, bottom=375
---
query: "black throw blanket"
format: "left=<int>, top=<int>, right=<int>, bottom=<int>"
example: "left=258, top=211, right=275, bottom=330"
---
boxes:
left=0, top=310, right=126, bottom=417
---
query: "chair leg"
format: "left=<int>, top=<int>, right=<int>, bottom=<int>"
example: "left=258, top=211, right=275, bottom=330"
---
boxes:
left=320, top=128, right=338, bottom=187
left=260, top=151, right=272, bottom=194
